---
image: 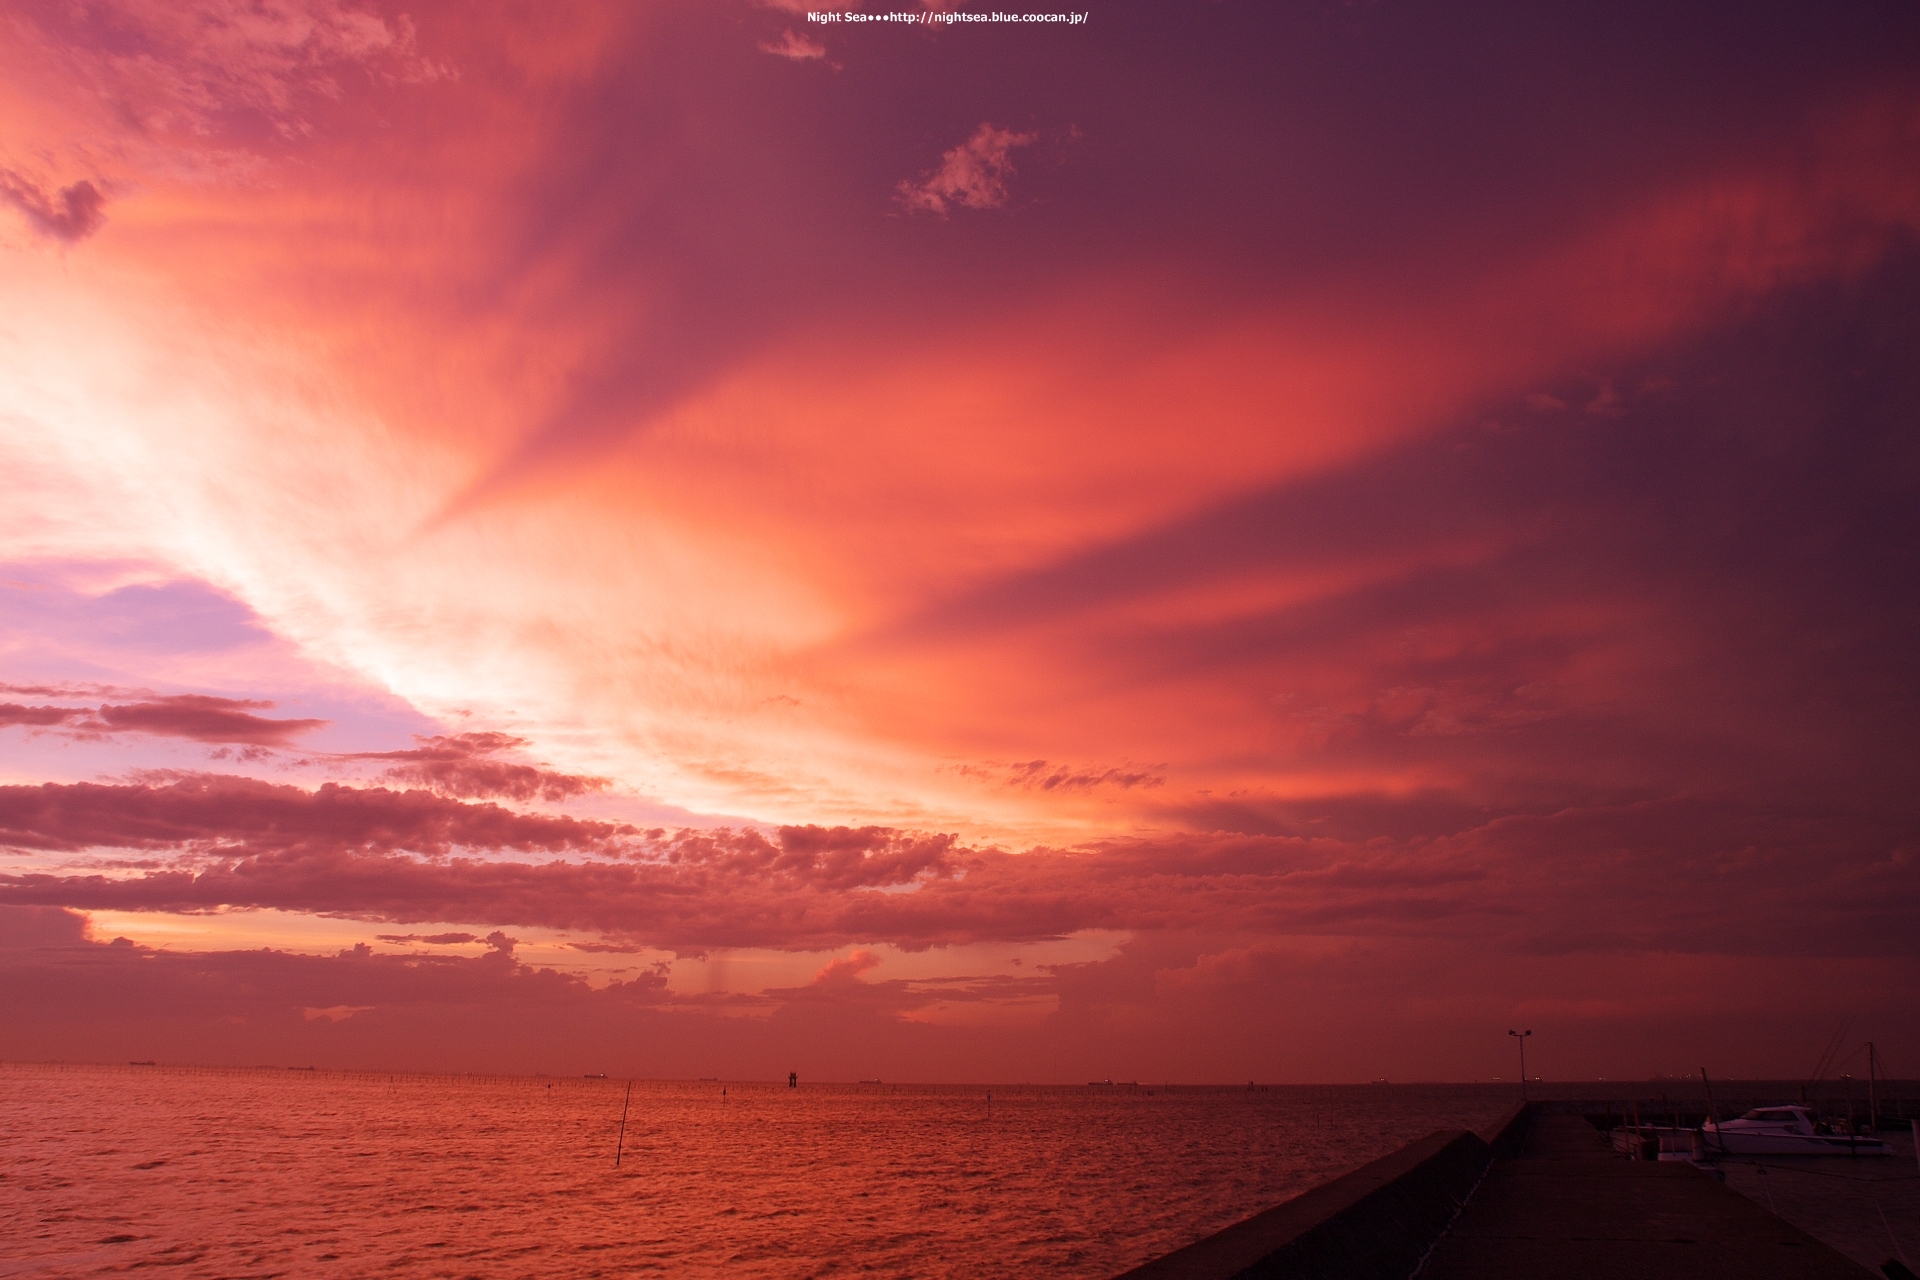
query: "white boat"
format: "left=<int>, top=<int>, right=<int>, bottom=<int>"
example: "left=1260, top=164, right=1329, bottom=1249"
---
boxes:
left=1701, top=1105, right=1893, bottom=1156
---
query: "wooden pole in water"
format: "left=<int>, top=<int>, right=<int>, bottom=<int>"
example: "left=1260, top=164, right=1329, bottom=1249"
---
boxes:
left=615, top=1080, right=632, bottom=1167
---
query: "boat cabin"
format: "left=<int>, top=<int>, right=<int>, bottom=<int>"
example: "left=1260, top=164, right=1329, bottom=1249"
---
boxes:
left=1722, top=1106, right=1817, bottom=1132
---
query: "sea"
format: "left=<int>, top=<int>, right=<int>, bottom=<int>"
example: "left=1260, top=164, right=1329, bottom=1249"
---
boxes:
left=0, top=1063, right=1519, bottom=1279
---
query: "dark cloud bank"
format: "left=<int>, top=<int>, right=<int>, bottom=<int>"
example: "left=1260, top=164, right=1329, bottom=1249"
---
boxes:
left=4, top=900, right=1913, bottom=1082
left=0, top=771, right=1913, bottom=964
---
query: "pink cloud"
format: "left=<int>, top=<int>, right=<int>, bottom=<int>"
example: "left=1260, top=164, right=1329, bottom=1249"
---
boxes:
left=95, top=695, right=327, bottom=746
left=0, top=694, right=324, bottom=745
left=302, top=1003, right=373, bottom=1021
left=897, top=124, right=1037, bottom=215
left=0, top=170, right=107, bottom=242
left=0, top=703, right=78, bottom=728
left=0, top=775, right=634, bottom=857
left=813, top=948, right=881, bottom=985
left=340, top=732, right=608, bottom=803
left=759, top=30, right=827, bottom=62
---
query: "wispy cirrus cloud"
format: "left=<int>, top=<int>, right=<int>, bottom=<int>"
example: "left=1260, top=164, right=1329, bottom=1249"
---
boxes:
left=373, top=931, right=479, bottom=945
left=10, top=0, right=451, bottom=147
left=951, top=760, right=1166, bottom=793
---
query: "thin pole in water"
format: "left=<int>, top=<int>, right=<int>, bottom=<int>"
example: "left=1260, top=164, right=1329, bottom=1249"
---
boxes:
left=615, top=1080, right=632, bottom=1167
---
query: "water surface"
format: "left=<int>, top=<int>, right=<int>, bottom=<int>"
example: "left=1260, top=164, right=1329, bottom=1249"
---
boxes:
left=2, top=1063, right=1516, bottom=1278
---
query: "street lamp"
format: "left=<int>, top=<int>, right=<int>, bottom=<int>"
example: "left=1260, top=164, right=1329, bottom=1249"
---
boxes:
left=1508, top=1030, right=1533, bottom=1101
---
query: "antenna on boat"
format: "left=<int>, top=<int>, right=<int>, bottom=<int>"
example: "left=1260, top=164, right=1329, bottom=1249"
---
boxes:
left=1868, top=1042, right=1878, bottom=1134
left=1803, top=1018, right=1853, bottom=1100
left=1700, top=1067, right=1725, bottom=1159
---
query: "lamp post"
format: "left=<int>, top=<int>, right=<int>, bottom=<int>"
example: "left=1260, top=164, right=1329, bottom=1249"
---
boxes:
left=1509, top=1030, right=1533, bottom=1101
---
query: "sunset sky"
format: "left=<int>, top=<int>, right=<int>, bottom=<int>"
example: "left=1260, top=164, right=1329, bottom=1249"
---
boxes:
left=3, top=0, right=1918, bottom=1083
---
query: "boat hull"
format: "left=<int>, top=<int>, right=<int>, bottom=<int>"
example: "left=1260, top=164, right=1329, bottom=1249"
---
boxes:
left=1702, top=1130, right=1893, bottom=1156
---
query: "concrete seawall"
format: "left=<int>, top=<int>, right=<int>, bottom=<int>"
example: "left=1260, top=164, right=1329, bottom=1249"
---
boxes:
left=1113, top=1104, right=1528, bottom=1280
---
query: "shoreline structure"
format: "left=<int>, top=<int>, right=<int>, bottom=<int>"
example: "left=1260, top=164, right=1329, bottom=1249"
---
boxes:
left=1117, top=1094, right=1920, bottom=1279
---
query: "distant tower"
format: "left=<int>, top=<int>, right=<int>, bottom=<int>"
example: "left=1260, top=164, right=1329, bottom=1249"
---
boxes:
left=788, top=1071, right=798, bottom=1088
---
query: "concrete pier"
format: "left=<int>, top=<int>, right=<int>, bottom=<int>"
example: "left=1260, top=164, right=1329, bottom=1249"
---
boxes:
left=1115, top=1105, right=1880, bottom=1279
left=1419, top=1114, right=1869, bottom=1279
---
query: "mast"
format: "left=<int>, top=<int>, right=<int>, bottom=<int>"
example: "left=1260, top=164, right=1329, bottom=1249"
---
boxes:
left=1700, top=1067, right=1725, bottom=1158
left=1868, top=1042, right=1879, bottom=1133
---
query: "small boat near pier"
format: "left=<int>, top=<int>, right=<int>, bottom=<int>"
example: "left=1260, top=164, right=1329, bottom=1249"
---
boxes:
left=1702, top=1105, right=1894, bottom=1156
left=1611, top=1104, right=1896, bottom=1159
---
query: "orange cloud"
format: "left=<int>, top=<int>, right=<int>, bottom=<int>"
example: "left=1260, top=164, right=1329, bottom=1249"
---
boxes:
left=814, top=949, right=882, bottom=985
